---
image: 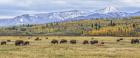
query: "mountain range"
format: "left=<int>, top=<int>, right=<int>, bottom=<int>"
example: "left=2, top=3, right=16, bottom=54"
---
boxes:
left=0, top=6, right=140, bottom=27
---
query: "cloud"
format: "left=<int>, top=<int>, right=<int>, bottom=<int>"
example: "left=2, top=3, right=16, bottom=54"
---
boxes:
left=117, top=0, right=140, bottom=7
left=121, top=0, right=140, bottom=3
left=0, top=0, right=139, bottom=10
left=0, top=0, right=32, bottom=7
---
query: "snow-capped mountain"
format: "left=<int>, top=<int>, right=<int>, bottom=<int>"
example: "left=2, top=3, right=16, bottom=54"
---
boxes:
left=0, top=6, right=139, bottom=27
left=0, top=10, right=92, bottom=26
left=74, top=6, right=130, bottom=19
left=95, top=6, right=119, bottom=14
left=35, top=10, right=92, bottom=20
left=94, top=6, right=130, bottom=18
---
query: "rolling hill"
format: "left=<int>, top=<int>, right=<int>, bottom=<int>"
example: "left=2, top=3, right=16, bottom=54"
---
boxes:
left=0, top=16, right=140, bottom=36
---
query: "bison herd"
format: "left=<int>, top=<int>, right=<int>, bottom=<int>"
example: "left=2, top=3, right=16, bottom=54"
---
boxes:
left=50, top=39, right=103, bottom=45
left=0, top=40, right=30, bottom=46
left=0, top=37, right=140, bottom=46
left=131, top=39, right=139, bottom=44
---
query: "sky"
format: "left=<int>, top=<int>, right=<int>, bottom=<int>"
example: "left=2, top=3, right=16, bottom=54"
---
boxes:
left=0, top=0, right=140, bottom=18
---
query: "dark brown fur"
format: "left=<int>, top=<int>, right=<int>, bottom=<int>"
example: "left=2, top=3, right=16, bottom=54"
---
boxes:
left=1, top=41, right=6, bottom=45
left=90, top=40, right=98, bottom=44
left=70, top=40, right=77, bottom=44
left=60, top=39, right=67, bottom=44
left=51, top=39, right=58, bottom=44
left=83, top=40, right=89, bottom=44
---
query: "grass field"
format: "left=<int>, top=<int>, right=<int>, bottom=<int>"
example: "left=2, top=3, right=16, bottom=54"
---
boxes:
left=0, top=36, right=140, bottom=58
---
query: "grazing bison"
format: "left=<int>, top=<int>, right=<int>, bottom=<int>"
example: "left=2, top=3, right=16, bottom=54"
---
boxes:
left=83, top=40, right=89, bottom=44
left=35, top=37, right=41, bottom=41
left=116, top=39, right=120, bottom=42
left=51, top=40, right=58, bottom=44
left=131, top=39, right=139, bottom=44
left=90, top=40, right=98, bottom=44
left=101, top=42, right=104, bottom=44
left=120, top=38, right=123, bottom=40
left=7, top=40, right=11, bottom=42
left=24, top=41, right=30, bottom=45
left=1, top=41, right=6, bottom=45
left=70, top=40, right=77, bottom=44
left=15, top=40, right=24, bottom=46
left=60, top=39, right=67, bottom=44
left=116, top=38, right=123, bottom=42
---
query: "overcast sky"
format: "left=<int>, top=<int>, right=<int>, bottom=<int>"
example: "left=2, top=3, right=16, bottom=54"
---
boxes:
left=0, top=0, right=140, bottom=18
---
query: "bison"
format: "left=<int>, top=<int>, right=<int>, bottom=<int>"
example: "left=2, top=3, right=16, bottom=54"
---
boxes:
left=90, top=40, right=98, bottom=44
left=116, top=38, right=124, bottom=42
left=120, top=38, right=123, bottom=40
left=83, top=40, right=89, bottom=44
left=60, top=39, right=67, bottom=44
left=15, top=40, right=24, bottom=46
left=7, top=40, right=11, bottom=42
left=24, top=41, right=30, bottom=45
left=101, top=42, right=105, bottom=44
left=116, top=39, right=120, bottom=42
left=1, top=41, right=6, bottom=45
left=70, top=40, right=77, bottom=44
left=35, top=37, right=41, bottom=41
left=51, top=39, right=58, bottom=44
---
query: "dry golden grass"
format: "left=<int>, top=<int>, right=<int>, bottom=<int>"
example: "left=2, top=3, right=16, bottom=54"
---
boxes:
left=0, top=36, right=140, bottom=58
